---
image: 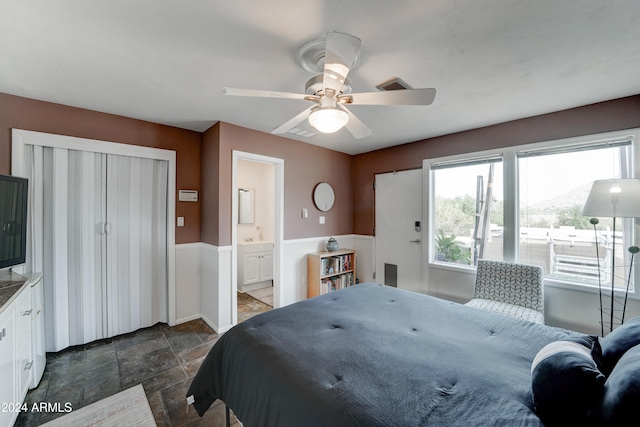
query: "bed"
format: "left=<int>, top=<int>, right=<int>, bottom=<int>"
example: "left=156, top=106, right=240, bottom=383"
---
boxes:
left=186, top=283, right=596, bottom=426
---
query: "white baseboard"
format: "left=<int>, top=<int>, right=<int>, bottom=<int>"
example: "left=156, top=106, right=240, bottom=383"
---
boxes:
left=199, top=313, right=232, bottom=335
left=175, top=314, right=202, bottom=325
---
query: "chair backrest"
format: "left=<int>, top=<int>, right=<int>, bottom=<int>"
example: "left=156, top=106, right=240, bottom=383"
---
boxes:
left=474, top=259, right=544, bottom=313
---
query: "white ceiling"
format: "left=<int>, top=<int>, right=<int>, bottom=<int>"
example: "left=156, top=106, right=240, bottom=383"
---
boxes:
left=1, top=1, right=639, bottom=155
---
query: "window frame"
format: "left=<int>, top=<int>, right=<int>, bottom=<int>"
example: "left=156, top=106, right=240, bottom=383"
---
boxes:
left=430, top=155, right=505, bottom=266
left=424, top=128, right=640, bottom=298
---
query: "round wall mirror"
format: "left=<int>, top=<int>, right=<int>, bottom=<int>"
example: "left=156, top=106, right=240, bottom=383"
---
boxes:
left=313, top=182, right=335, bottom=212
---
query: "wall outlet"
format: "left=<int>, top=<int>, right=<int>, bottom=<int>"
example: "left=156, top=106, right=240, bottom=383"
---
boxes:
left=319, top=216, right=325, bottom=224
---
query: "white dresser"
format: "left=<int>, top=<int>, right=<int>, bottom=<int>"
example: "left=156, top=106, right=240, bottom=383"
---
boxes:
left=26, top=273, right=45, bottom=389
left=0, top=271, right=45, bottom=427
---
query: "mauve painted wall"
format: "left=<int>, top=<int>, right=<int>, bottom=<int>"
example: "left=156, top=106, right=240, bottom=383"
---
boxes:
left=352, top=95, right=640, bottom=236
left=4, top=92, right=640, bottom=246
left=0, top=92, right=202, bottom=244
left=200, top=122, right=353, bottom=247
left=200, top=123, right=221, bottom=245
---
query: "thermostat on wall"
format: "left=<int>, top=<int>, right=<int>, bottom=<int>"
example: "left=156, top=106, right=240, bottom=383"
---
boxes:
left=178, top=190, right=198, bottom=202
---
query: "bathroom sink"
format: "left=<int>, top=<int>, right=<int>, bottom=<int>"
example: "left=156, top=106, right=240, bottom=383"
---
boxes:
left=239, top=240, right=272, bottom=245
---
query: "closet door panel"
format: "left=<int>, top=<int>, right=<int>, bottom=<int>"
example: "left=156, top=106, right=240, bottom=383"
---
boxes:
left=29, top=147, right=106, bottom=351
left=152, top=159, right=168, bottom=323
left=106, top=154, right=129, bottom=337
left=66, top=150, right=106, bottom=345
left=106, top=155, right=168, bottom=338
left=43, top=147, right=70, bottom=351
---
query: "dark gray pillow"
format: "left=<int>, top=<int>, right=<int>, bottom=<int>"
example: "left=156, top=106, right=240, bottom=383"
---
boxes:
left=531, top=337, right=605, bottom=426
left=600, top=317, right=640, bottom=374
left=593, top=343, right=640, bottom=426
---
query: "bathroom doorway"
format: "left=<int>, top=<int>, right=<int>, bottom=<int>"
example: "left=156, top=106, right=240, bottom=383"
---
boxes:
left=231, top=151, right=284, bottom=325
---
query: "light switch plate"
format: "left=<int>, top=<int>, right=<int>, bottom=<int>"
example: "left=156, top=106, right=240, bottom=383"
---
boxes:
left=177, top=217, right=185, bottom=227
left=319, top=216, right=325, bottom=224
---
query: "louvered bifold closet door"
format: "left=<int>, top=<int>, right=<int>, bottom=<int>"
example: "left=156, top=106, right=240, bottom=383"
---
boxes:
left=105, top=154, right=168, bottom=338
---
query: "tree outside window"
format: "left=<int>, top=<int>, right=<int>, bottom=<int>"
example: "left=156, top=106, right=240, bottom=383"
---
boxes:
left=432, top=159, right=503, bottom=266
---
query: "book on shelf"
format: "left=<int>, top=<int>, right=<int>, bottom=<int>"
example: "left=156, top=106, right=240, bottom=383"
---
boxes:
left=320, top=272, right=354, bottom=295
left=321, top=253, right=354, bottom=276
left=308, top=249, right=356, bottom=299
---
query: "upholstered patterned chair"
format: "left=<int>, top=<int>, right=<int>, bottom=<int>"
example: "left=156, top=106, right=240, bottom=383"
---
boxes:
left=465, top=259, right=545, bottom=324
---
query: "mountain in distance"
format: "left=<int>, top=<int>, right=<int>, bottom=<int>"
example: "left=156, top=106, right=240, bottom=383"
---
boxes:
left=525, top=182, right=593, bottom=212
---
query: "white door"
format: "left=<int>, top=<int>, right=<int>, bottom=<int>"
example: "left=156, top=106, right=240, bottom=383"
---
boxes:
left=375, top=169, right=423, bottom=293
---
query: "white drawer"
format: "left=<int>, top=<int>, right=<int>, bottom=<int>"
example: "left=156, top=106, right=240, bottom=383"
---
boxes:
left=239, top=242, right=273, bottom=254
left=15, top=287, right=32, bottom=339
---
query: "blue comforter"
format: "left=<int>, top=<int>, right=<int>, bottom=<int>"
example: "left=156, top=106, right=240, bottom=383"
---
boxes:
left=188, top=283, right=578, bottom=426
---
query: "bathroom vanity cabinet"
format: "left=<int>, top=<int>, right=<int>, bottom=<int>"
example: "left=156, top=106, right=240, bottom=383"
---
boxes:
left=238, top=242, right=274, bottom=292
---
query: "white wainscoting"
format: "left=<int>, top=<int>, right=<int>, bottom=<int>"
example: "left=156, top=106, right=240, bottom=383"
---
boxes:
left=200, top=243, right=233, bottom=334
left=174, top=235, right=376, bottom=333
left=280, top=235, right=376, bottom=306
left=174, top=243, right=202, bottom=324
left=175, top=242, right=232, bottom=333
left=351, top=235, right=375, bottom=284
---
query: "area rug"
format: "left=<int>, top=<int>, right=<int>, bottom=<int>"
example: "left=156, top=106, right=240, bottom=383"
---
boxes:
left=41, top=384, right=156, bottom=427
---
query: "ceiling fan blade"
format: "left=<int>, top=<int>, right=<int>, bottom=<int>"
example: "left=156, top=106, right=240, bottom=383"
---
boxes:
left=271, top=106, right=314, bottom=135
left=339, top=105, right=372, bottom=139
left=341, top=88, right=436, bottom=106
left=322, top=32, right=361, bottom=94
left=223, top=87, right=310, bottom=101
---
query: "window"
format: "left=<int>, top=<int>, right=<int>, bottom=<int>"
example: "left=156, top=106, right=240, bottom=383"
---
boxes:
left=426, top=129, right=639, bottom=294
left=431, top=157, right=503, bottom=266
left=518, top=140, right=633, bottom=291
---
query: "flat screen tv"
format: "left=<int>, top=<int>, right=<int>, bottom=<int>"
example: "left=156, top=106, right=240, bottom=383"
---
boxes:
left=0, top=174, right=28, bottom=270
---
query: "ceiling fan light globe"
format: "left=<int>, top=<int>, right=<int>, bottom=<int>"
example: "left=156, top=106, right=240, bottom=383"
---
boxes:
left=309, top=108, right=349, bottom=133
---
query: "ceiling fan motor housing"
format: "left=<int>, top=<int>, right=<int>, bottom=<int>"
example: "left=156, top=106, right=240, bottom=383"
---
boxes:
left=296, top=37, right=327, bottom=74
left=305, top=74, right=352, bottom=96
left=298, top=34, right=358, bottom=97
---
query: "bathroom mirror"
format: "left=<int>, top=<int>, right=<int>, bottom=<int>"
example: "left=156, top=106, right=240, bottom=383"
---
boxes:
left=238, top=188, right=255, bottom=224
left=313, top=182, right=335, bottom=212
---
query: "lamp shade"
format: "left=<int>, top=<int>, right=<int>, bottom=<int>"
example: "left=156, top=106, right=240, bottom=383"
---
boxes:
left=582, top=178, right=640, bottom=218
left=308, top=108, right=348, bottom=133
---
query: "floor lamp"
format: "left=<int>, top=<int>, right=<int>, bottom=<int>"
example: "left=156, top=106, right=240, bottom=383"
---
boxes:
left=582, top=178, right=640, bottom=335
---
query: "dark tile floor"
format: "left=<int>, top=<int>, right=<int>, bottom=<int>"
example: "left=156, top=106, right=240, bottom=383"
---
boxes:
left=16, top=293, right=272, bottom=427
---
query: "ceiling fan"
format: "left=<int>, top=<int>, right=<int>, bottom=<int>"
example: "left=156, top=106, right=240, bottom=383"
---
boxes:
left=223, top=31, right=436, bottom=139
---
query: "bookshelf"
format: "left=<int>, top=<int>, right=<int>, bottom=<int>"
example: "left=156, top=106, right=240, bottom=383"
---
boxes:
left=307, top=249, right=356, bottom=298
